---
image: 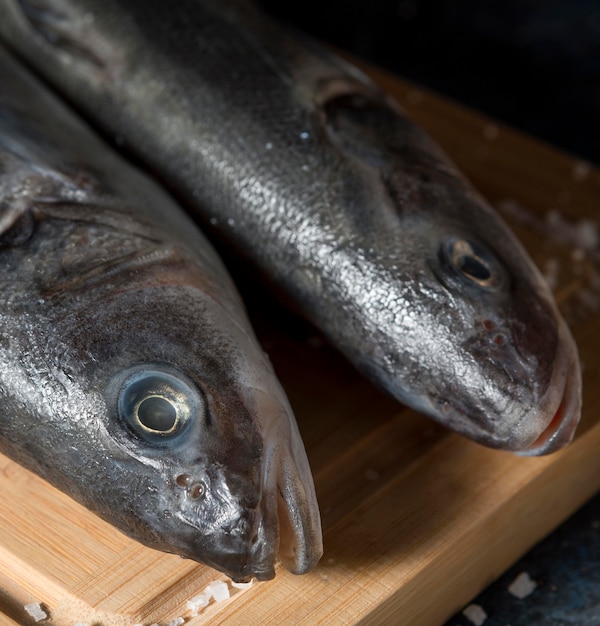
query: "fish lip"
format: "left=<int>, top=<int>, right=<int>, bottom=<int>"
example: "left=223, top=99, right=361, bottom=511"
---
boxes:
left=516, top=323, right=582, bottom=456
left=247, top=439, right=323, bottom=581
left=247, top=385, right=323, bottom=579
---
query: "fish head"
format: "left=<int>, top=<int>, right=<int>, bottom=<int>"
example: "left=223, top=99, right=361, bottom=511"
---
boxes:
left=379, top=195, right=581, bottom=455
left=319, top=81, right=581, bottom=454
left=57, top=266, right=321, bottom=582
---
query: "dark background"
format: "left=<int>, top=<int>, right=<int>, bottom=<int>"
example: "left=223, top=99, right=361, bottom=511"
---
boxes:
left=258, top=0, right=600, bottom=165
left=256, top=2, right=600, bottom=623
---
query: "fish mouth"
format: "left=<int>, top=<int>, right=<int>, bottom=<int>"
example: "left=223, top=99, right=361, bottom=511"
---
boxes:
left=516, top=321, right=582, bottom=456
left=178, top=434, right=322, bottom=584
left=248, top=437, right=323, bottom=581
left=231, top=388, right=323, bottom=582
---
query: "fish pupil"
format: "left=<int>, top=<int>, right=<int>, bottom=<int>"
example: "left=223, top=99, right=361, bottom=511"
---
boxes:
left=137, top=395, right=177, bottom=432
left=457, top=254, right=491, bottom=281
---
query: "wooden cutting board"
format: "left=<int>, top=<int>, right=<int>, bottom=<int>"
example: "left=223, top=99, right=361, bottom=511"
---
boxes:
left=1, top=61, right=599, bottom=626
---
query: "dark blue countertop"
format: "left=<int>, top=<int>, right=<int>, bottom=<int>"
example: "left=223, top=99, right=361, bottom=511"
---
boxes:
left=446, top=492, right=600, bottom=625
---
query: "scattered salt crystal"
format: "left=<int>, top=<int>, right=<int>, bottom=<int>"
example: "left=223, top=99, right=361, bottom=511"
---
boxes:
left=483, top=124, right=499, bottom=140
left=205, top=580, right=230, bottom=602
left=166, top=618, right=184, bottom=626
left=574, top=219, right=598, bottom=250
left=209, top=217, right=218, bottom=225
left=299, top=131, right=311, bottom=141
left=462, top=603, right=487, bottom=625
left=577, top=289, right=600, bottom=310
left=187, top=592, right=210, bottom=616
left=571, top=248, right=585, bottom=262
left=573, top=161, right=592, bottom=182
left=231, top=580, right=254, bottom=590
left=508, top=571, right=537, bottom=599
left=543, top=258, right=560, bottom=290
left=227, top=217, right=236, bottom=227
left=496, top=197, right=522, bottom=217
left=24, top=603, right=47, bottom=622
left=545, top=208, right=562, bottom=227
left=265, top=142, right=273, bottom=150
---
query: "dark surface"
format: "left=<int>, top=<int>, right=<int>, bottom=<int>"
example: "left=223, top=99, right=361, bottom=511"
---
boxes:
left=256, top=2, right=600, bottom=624
left=446, top=494, right=600, bottom=625
left=258, top=0, right=600, bottom=165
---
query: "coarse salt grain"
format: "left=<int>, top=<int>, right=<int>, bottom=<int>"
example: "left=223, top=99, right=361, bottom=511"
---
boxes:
left=573, top=161, right=591, bottom=182
left=166, top=618, right=184, bottom=626
left=205, top=580, right=230, bottom=602
left=187, top=592, right=210, bottom=615
left=23, top=603, right=47, bottom=622
left=462, top=603, right=487, bottom=625
left=543, top=258, right=560, bottom=290
left=508, top=571, right=537, bottom=599
left=574, top=219, right=598, bottom=250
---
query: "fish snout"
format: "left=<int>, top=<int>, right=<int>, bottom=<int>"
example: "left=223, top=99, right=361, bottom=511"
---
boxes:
left=463, top=312, right=581, bottom=453
left=170, top=467, right=270, bottom=581
left=516, top=318, right=582, bottom=456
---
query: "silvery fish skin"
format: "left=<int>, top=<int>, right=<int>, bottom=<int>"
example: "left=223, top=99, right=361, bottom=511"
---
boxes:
left=0, top=0, right=581, bottom=454
left=0, top=45, right=322, bottom=582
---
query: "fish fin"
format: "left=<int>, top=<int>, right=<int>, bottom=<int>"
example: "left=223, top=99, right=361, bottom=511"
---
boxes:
left=13, top=0, right=108, bottom=71
left=42, top=244, right=177, bottom=300
left=319, top=79, right=461, bottom=181
left=33, top=200, right=164, bottom=243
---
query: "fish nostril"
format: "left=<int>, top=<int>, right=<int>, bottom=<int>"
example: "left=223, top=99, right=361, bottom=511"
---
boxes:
left=189, top=483, right=206, bottom=499
left=175, top=473, right=192, bottom=487
left=479, top=319, right=508, bottom=347
left=482, top=319, right=496, bottom=331
left=493, top=334, right=506, bottom=346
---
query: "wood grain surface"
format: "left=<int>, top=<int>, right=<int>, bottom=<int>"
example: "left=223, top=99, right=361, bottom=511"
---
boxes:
left=1, top=61, right=599, bottom=626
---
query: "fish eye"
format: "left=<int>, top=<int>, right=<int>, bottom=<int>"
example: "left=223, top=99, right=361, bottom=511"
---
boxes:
left=117, top=369, right=200, bottom=443
left=442, top=238, right=504, bottom=290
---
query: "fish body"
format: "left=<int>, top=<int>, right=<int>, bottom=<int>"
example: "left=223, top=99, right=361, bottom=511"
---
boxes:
left=0, top=0, right=581, bottom=453
left=0, top=45, right=321, bottom=581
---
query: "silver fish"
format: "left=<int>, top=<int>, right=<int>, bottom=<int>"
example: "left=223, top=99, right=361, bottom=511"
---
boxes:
left=0, top=0, right=581, bottom=454
left=0, top=45, right=321, bottom=582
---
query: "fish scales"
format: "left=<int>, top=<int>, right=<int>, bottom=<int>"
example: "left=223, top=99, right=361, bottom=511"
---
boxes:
left=0, top=0, right=582, bottom=453
left=0, top=44, right=322, bottom=582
